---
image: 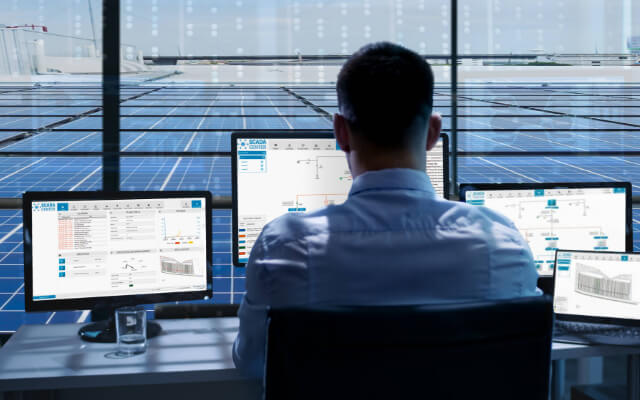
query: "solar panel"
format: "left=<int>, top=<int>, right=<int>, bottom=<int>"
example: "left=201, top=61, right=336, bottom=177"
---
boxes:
left=0, top=83, right=639, bottom=333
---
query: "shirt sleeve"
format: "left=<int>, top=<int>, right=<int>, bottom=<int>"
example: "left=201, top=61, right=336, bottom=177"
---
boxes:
left=232, top=292, right=269, bottom=379
left=486, top=217, right=540, bottom=298
left=232, top=218, right=309, bottom=379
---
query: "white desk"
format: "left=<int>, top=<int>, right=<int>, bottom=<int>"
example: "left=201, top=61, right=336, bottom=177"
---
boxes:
left=0, top=318, right=261, bottom=400
left=0, top=318, right=638, bottom=400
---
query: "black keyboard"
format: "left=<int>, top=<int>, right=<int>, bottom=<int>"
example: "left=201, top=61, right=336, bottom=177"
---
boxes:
left=554, top=321, right=640, bottom=346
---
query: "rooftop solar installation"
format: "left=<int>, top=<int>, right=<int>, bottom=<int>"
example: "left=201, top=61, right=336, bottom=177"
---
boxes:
left=457, top=131, right=640, bottom=152
left=0, top=131, right=103, bottom=152
left=0, top=83, right=639, bottom=332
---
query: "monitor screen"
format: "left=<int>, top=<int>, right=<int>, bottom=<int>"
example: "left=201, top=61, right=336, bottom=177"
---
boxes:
left=29, top=196, right=208, bottom=302
left=233, top=133, right=448, bottom=265
left=554, top=250, right=640, bottom=322
left=461, top=185, right=629, bottom=276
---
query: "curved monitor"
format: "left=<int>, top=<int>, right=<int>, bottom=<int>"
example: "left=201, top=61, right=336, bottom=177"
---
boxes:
left=23, top=191, right=213, bottom=312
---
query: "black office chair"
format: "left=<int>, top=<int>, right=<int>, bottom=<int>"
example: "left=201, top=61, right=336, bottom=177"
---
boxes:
left=265, top=296, right=553, bottom=400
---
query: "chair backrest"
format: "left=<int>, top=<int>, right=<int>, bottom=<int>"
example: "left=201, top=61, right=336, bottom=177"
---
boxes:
left=265, top=296, right=553, bottom=400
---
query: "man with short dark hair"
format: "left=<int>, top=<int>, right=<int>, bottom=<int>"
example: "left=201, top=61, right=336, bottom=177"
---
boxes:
left=233, top=42, right=538, bottom=378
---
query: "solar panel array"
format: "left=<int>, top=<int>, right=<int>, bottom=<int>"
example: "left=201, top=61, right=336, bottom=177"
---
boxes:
left=0, top=83, right=639, bottom=331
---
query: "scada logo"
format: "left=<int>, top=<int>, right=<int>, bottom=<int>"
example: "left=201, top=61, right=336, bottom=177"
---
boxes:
left=33, top=202, right=56, bottom=212
left=239, top=138, right=266, bottom=150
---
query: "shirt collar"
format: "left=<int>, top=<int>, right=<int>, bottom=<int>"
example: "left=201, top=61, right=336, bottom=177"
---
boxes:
left=348, top=168, right=436, bottom=197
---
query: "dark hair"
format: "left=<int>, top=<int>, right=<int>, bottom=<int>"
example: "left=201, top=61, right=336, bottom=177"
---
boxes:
left=337, top=42, right=434, bottom=148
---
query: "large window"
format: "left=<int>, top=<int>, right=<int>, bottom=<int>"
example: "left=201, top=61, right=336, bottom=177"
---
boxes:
left=1, top=0, right=104, bottom=330
left=115, top=1, right=450, bottom=311
left=456, top=0, right=640, bottom=191
left=0, top=0, right=638, bottom=336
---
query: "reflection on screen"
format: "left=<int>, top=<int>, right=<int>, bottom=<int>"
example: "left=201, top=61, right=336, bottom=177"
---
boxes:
left=464, top=187, right=627, bottom=276
left=235, top=137, right=446, bottom=264
left=31, top=198, right=208, bottom=301
left=554, top=251, right=640, bottom=321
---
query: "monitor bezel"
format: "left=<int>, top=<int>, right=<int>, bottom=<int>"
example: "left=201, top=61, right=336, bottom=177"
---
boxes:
left=23, top=191, right=213, bottom=312
left=552, top=249, right=640, bottom=327
left=231, top=131, right=450, bottom=266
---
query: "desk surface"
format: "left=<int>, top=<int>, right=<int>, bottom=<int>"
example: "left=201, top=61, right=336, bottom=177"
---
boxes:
left=0, top=318, right=244, bottom=392
left=1, top=317, right=640, bottom=392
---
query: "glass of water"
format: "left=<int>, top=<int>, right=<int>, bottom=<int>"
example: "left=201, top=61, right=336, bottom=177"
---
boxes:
left=115, top=306, right=147, bottom=355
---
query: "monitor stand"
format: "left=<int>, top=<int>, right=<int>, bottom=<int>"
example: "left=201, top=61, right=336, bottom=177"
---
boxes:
left=78, top=306, right=162, bottom=343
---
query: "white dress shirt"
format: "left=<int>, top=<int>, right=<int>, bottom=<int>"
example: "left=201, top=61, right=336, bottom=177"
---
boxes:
left=233, top=168, right=539, bottom=378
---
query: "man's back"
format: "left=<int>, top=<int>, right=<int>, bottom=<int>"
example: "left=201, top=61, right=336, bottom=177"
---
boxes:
left=233, top=168, right=538, bottom=377
left=234, top=42, right=539, bottom=379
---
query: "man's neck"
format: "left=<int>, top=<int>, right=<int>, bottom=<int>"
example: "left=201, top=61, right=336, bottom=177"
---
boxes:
left=348, top=149, right=426, bottom=179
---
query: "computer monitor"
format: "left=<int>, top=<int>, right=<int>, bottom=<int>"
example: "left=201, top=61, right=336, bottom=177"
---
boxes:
left=23, top=191, right=212, bottom=342
left=232, top=132, right=450, bottom=266
left=459, top=182, right=632, bottom=279
left=553, top=250, right=640, bottom=327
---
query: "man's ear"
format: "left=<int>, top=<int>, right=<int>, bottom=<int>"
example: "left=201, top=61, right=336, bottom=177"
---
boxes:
left=333, top=113, right=351, bottom=153
left=426, top=112, right=442, bottom=151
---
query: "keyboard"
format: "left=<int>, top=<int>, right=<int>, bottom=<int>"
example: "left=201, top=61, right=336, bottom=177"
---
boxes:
left=554, top=321, right=640, bottom=346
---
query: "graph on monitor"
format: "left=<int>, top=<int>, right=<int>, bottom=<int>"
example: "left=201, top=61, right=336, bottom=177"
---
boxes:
left=160, top=212, right=202, bottom=244
left=160, top=255, right=201, bottom=276
left=110, top=254, right=157, bottom=289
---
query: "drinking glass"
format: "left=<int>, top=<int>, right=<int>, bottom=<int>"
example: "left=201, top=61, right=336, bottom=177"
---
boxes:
left=115, top=306, right=147, bottom=355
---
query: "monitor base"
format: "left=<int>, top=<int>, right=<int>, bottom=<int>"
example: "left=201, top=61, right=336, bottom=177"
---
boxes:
left=78, top=319, right=162, bottom=343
